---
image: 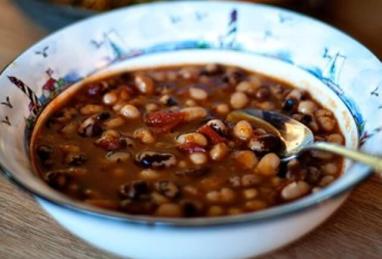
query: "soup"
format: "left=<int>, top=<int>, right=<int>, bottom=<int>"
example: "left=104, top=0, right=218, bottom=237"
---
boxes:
left=31, top=64, right=344, bottom=217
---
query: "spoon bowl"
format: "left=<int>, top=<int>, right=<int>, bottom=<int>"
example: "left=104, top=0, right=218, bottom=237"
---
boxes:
left=227, top=109, right=314, bottom=160
left=227, top=109, right=382, bottom=173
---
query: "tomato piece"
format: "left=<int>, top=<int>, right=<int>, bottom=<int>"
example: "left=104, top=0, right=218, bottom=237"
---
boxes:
left=197, top=125, right=226, bottom=144
left=145, top=111, right=184, bottom=133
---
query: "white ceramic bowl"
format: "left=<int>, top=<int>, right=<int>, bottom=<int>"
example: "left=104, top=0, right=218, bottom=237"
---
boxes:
left=1, top=2, right=382, bottom=258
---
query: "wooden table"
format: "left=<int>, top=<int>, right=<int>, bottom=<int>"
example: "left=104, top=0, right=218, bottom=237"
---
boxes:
left=1, top=0, right=382, bottom=258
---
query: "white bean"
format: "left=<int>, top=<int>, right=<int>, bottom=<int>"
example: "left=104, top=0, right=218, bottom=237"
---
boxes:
left=230, top=92, right=249, bottom=109
left=189, top=152, right=208, bottom=165
left=298, top=100, right=316, bottom=115
left=215, top=103, right=230, bottom=115
left=189, top=87, right=208, bottom=100
left=180, top=107, right=207, bottom=121
left=103, top=91, right=118, bottom=105
left=120, top=104, right=141, bottom=119
left=281, top=181, right=310, bottom=200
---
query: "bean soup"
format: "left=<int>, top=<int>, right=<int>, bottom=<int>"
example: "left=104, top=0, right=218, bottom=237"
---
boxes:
left=31, top=64, right=344, bottom=218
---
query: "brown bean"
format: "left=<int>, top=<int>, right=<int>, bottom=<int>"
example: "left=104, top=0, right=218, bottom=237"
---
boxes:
left=233, top=120, right=253, bottom=141
left=104, top=117, right=125, bottom=129
left=134, top=128, right=155, bottom=144
left=233, top=150, right=258, bottom=169
left=156, top=203, right=182, bottom=217
left=209, top=143, right=229, bottom=161
left=207, top=206, right=224, bottom=216
left=256, top=153, right=280, bottom=176
left=326, top=133, right=344, bottom=145
left=80, top=104, right=104, bottom=115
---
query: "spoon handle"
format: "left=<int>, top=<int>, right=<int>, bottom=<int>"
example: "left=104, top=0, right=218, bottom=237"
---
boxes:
left=310, top=142, right=382, bottom=175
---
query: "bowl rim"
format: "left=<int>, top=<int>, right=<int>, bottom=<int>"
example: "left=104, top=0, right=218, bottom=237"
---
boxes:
left=0, top=0, right=377, bottom=227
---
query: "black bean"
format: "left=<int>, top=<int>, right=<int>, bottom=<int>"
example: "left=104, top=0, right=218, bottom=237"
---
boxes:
left=87, top=83, right=105, bottom=96
left=200, top=64, right=224, bottom=76
left=282, top=98, right=297, bottom=112
left=154, top=181, right=179, bottom=199
left=277, top=161, right=288, bottom=178
left=222, top=70, right=245, bottom=85
left=164, top=96, right=178, bottom=106
left=45, top=170, right=71, bottom=189
left=301, top=114, right=313, bottom=125
left=304, top=167, right=322, bottom=184
left=180, top=200, right=203, bottom=217
left=96, top=112, right=111, bottom=121
left=36, top=145, right=53, bottom=161
left=292, top=113, right=312, bottom=125
left=84, top=123, right=103, bottom=137
left=120, top=181, right=150, bottom=200
left=66, top=153, right=87, bottom=166
left=248, top=134, right=284, bottom=155
left=119, top=199, right=155, bottom=214
left=135, top=152, right=176, bottom=169
left=78, top=116, right=103, bottom=137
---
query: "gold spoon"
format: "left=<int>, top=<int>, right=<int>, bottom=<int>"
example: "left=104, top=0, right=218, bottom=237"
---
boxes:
left=227, top=109, right=382, bottom=173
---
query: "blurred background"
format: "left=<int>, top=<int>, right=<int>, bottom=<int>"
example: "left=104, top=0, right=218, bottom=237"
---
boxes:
left=9, top=0, right=381, bottom=60
left=1, top=0, right=381, bottom=66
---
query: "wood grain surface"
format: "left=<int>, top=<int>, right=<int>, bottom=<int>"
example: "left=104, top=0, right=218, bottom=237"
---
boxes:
left=0, top=0, right=381, bottom=258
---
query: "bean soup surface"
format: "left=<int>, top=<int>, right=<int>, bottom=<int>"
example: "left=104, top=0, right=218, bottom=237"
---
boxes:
left=31, top=64, right=344, bottom=218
